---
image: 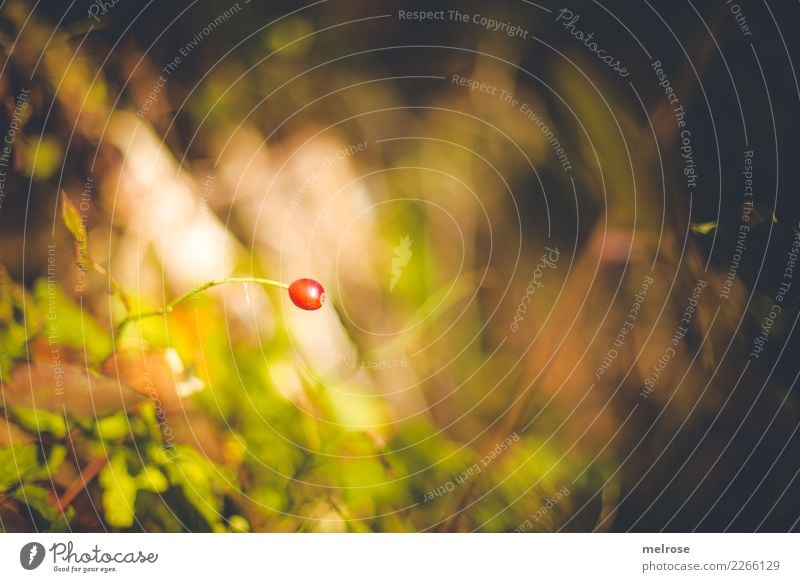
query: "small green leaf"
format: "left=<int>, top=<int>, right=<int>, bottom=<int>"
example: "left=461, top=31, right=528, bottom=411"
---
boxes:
left=60, top=192, right=132, bottom=310
left=0, top=442, right=66, bottom=492
left=95, top=414, right=131, bottom=442
left=32, top=280, right=112, bottom=359
left=22, top=136, right=62, bottom=180
left=11, top=483, right=74, bottom=526
left=145, top=441, right=173, bottom=465
left=60, top=193, right=85, bottom=243
left=163, top=447, right=226, bottom=528
left=33, top=444, right=67, bottom=481
left=11, top=407, right=68, bottom=439
left=99, top=449, right=137, bottom=528
left=60, top=193, right=96, bottom=275
left=0, top=268, right=42, bottom=379
left=690, top=221, right=717, bottom=235
left=139, top=403, right=163, bottom=443
left=228, top=514, right=250, bottom=532
left=0, top=443, right=39, bottom=490
left=135, top=466, right=168, bottom=493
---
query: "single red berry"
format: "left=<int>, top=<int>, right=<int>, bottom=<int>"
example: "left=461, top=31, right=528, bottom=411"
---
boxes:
left=288, top=278, right=325, bottom=310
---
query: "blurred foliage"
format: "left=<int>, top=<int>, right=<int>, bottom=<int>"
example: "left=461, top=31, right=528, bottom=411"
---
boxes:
left=2, top=0, right=799, bottom=534
left=0, top=0, right=607, bottom=532
left=0, top=215, right=597, bottom=531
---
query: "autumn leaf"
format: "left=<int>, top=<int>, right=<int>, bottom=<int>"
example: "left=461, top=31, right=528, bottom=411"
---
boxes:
left=4, top=362, right=145, bottom=418
left=59, top=192, right=132, bottom=311
left=60, top=192, right=85, bottom=243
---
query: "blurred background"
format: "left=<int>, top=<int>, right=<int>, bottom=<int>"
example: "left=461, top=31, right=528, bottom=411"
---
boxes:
left=1, top=0, right=800, bottom=532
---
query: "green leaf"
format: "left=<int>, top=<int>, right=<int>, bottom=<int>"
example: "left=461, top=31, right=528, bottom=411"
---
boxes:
left=139, top=403, right=164, bottom=443
left=98, top=449, right=137, bottom=528
left=0, top=267, right=42, bottom=379
left=0, top=443, right=39, bottom=490
left=60, top=192, right=133, bottom=311
left=0, top=442, right=66, bottom=493
left=145, top=441, right=173, bottom=465
left=174, top=461, right=220, bottom=526
left=690, top=221, right=717, bottom=235
left=11, top=407, right=68, bottom=439
left=135, top=466, right=168, bottom=493
left=11, top=483, right=74, bottom=526
left=33, top=444, right=67, bottom=481
left=22, top=136, right=62, bottom=180
left=32, top=280, right=112, bottom=359
left=95, top=414, right=131, bottom=442
left=60, top=193, right=85, bottom=243
left=227, top=514, right=250, bottom=532
left=99, top=451, right=172, bottom=528
left=162, top=447, right=227, bottom=528
left=60, top=192, right=98, bottom=279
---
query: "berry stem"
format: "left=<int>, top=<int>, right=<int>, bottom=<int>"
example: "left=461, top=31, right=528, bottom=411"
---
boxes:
left=115, top=276, right=289, bottom=338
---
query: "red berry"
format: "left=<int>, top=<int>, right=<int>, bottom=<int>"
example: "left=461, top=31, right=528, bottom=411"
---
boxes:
left=288, top=278, right=325, bottom=310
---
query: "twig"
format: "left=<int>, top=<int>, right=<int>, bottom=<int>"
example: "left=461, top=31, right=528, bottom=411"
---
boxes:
left=115, top=276, right=289, bottom=338
left=50, top=455, right=108, bottom=514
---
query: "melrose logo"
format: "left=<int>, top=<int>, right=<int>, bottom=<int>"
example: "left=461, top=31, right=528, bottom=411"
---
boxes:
left=20, top=542, right=46, bottom=570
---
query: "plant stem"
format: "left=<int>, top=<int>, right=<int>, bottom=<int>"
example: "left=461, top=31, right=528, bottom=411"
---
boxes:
left=115, top=276, right=289, bottom=337
left=51, top=455, right=108, bottom=514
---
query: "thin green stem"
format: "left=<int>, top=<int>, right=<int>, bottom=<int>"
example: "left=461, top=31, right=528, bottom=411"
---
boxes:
left=115, top=276, right=289, bottom=338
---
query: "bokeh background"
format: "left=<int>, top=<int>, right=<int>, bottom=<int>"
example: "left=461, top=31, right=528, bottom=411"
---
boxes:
left=1, top=0, right=800, bottom=532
